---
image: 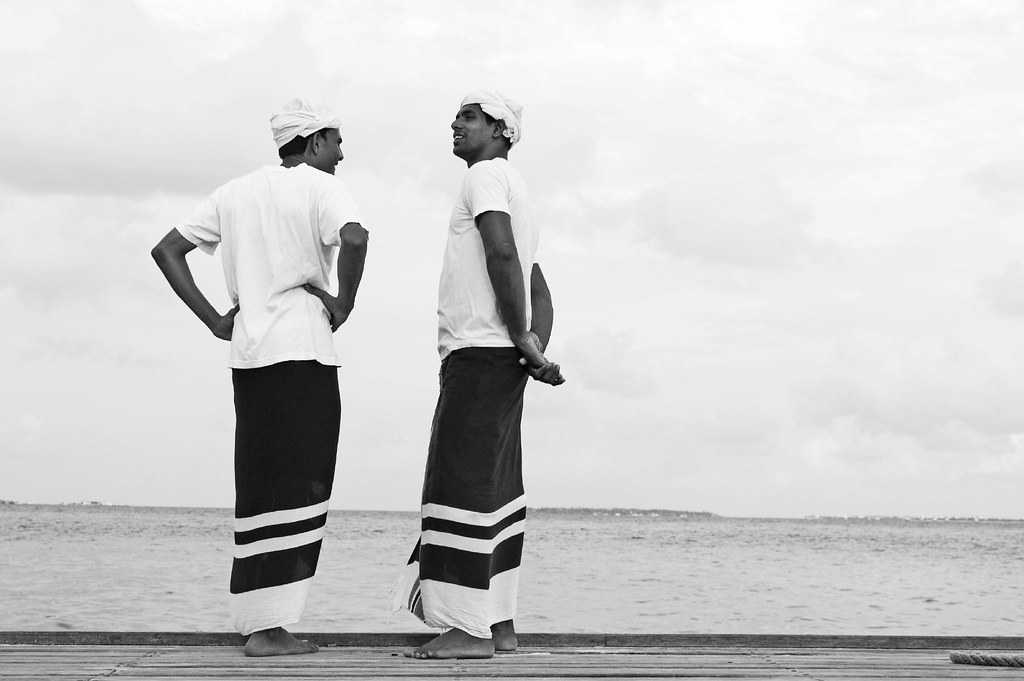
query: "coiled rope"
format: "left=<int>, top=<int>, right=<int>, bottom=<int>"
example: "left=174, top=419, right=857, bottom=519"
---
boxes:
left=950, top=651, right=1024, bottom=667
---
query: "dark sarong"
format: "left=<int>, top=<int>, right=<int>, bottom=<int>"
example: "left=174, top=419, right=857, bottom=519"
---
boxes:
left=229, top=360, right=339, bottom=635
left=396, top=347, right=528, bottom=638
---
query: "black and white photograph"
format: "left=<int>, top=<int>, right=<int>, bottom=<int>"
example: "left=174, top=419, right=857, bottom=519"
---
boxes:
left=1, top=1, right=1023, bottom=678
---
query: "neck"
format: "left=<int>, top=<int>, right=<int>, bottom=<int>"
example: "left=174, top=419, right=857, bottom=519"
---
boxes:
left=280, top=156, right=305, bottom=168
left=465, top=146, right=509, bottom=167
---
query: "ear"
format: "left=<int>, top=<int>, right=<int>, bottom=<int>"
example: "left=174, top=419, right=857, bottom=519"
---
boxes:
left=492, top=121, right=507, bottom=140
left=303, top=135, right=317, bottom=157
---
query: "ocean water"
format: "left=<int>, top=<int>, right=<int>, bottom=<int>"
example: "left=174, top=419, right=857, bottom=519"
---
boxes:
left=1, top=504, right=1021, bottom=635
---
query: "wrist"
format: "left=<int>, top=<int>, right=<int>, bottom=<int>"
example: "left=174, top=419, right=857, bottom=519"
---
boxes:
left=200, top=309, right=220, bottom=329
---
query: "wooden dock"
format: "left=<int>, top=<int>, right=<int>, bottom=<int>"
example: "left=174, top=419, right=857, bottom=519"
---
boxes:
left=3, top=633, right=1023, bottom=680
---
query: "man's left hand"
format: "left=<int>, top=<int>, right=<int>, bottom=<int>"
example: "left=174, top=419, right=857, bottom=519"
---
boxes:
left=514, top=331, right=565, bottom=386
left=209, top=305, right=239, bottom=341
left=303, top=285, right=351, bottom=332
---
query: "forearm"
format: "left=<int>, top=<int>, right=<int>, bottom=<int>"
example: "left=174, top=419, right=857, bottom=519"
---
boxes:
left=334, top=224, right=368, bottom=311
left=486, top=254, right=529, bottom=337
left=152, top=249, right=220, bottom=329
left=476, top=212, right=529, bottom=339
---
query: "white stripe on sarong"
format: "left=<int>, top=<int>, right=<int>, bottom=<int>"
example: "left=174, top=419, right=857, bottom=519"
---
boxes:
left=234, top=500, right=330, bottom=532
left=420, top=520, right=525, bottom=554
left=418, top=569, right=521, bottom=639
left=230, top=577, right=313, bottom=636
left=421, top=495, right=525, bottom=526
left=233, top=527, right=326, bottom=559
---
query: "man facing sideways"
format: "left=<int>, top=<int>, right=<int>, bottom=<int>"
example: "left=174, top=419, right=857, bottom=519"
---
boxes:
left=397, top=91, right=565, bottom=659
left=150, top=99, right=368, bottom=657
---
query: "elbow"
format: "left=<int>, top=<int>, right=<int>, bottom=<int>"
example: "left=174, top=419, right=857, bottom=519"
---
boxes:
left=340, top=223, right=369, bottom=249
left=150, top=244, right=168, bottom=265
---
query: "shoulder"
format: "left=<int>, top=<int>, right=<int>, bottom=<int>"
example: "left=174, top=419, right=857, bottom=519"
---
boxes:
left=467, top=158, right=510, bottom=178
left=214, top=167, right=272, bottom=197
left=299, top=166, right=349, bottom=192
left=326, top=173, right=355, bottom=194
left=311, top=174, right=359, bottom=209
left=465, top=159, right=512, bottom=190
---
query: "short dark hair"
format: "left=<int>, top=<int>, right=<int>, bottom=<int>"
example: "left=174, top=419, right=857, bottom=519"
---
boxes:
left=278, top=134, right=310, bottom=159
left=277, top=128, right=331, bottom=159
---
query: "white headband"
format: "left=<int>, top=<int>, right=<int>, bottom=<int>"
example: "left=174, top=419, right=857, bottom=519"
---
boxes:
left=461, top=90, right=523, bottom=145
left=269, top=98, right=342, bottom=149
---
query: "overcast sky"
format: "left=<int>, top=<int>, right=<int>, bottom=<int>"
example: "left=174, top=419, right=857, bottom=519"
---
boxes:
left=2, top=1, right=1023, bottom=517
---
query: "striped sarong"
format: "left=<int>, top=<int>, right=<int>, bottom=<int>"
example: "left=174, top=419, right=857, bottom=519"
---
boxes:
left=395, top=347, right=528, bottom=639
left=229, top=360, right=340, bottom=635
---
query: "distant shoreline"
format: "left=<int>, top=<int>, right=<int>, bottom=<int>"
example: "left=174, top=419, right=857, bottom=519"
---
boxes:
left=1, top=500, right=1021, bottom=522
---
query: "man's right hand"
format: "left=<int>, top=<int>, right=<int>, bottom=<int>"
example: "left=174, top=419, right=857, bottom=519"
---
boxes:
left=513, top=331, right=565, bottom=386
left=303, top=285, right=351, bottom=332
left=209, top=305, right=239, bottom=341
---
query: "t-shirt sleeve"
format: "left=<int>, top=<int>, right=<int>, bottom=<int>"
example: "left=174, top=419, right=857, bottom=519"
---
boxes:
left=465, top=163, right=511, bottom=218
left=317, top=177, right=363, bottom=246
left=176, top=194, right=221, bottom=255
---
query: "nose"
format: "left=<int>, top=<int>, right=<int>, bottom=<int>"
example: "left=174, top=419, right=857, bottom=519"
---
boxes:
left=451, top=120, right=459, bottom=130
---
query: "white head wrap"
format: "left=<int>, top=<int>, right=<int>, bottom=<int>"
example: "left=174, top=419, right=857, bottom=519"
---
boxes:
left=461, top=90, right=523, bottom=145
left=269, top=98, right=342, bottom=149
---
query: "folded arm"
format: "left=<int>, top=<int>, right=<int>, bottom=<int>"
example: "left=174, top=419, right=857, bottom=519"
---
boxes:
left=476, top=211, right=563, bottom=385
left=150, top=229, right=237, bottom=340
left=303, top=222, right=369, bottom=331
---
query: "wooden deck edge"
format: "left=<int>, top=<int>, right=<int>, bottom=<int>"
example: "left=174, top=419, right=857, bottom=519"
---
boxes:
left=2, top=632, right=1023, bottom=649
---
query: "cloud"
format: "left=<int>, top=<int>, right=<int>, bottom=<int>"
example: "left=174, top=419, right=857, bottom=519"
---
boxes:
left=792, top=331, right=1024, bottom=487
left=969, top=161, right=1024, bottom=203
left=0, top=1, right=329, bottom=196
left=981, top=261, right=1024, bottom=317
left=633, top=175, right=819, bottom=267
left=3, top=1, right=1024, bottom=517
left=0, top=189, right=200, bottom=305
left=560, top=331, right=656, bottom=398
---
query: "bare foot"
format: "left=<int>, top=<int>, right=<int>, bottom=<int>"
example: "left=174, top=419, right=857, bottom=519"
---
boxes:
left=491, top=619, right=518, bottom=652
left=244, top=627, right=318, bottom=657
left=403, top=628, right=494, bottom=659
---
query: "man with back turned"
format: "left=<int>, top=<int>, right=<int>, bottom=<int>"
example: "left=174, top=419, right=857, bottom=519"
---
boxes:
left=151, top=99, right=368, bottom=656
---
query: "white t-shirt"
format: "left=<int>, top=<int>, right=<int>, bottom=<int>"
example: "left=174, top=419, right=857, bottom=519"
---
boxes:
left=177, top=164, right=362, bottom=369
left=437, top=158, right=538, bottom=359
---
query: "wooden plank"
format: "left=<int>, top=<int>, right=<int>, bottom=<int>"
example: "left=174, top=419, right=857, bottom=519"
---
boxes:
left=3, top=632, right=1023, bottom=649
left=602, top=634, right=1024, bottom=650
left=1, top=644, right=1018, bottom=680
left=0, top=646, right=160, bottom=655
left=70, top=675, right=815, bottom=679
left=110, top=667, right=806, bottom=675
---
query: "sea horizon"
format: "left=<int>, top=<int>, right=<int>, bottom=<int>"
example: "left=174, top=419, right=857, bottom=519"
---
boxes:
left=2, top=499, right=1021, bottom=522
